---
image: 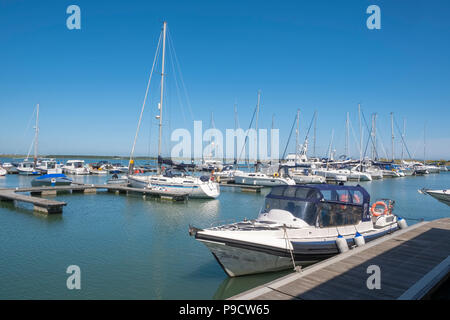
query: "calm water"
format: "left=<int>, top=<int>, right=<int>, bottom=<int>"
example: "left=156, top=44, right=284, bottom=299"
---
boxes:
left=0, top=159, right=449, bottom=299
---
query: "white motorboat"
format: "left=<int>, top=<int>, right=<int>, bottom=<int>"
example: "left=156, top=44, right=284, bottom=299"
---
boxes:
left=63, top=160, right=90, bottom=175
left=234, top=171, right=296, bottom=186
left=2, top=163, right=18, bottom=174
left=0, top=167, right=6, bottom=176
left=17, top=161, right=40, bottom=175
left=289, top=168, right=325, bottom=184
left=419, top=188, right=450, bottom=206
left=190, top=184, right=405, bottom=277
left=37, top=159, right=62, bottom=174
left=128, top=167, right=220, bottom=199
left=213, top=165, right=244, bottom=180
left=312, top=168, right=348, bottom=182
left=364, top=166, right=383, bottom=180
left=347, top=166, right=372, bottom=181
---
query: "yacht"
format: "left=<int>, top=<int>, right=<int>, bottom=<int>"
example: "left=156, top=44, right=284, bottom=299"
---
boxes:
left=0, top=166, right=6, bottom=176
left=63, top=160, right=90, bottom=175
left=128, top=167, right=220, bottom=199
left=312, top=168, right=348, bottom=182
left=17, top=161, right=40, bottom=175
left=190, top=184, right=405, bottom=277
left=347, top=165, right=372, bottom=181
left=419, top=188, right=450, bottom=206
left=289, top=168, right=325, bottom=184
left=37, top=159, right=62, bottom=174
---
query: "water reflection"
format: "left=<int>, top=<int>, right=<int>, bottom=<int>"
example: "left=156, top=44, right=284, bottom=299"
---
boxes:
left=213, top=270, right=292, bottom=300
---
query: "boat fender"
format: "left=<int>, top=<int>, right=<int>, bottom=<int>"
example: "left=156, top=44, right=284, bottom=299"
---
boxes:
left=336, top=235, right=349, bottom=253
left=354, top=232, right=365, bottom=247
left=397, top=217, right=408, bottom=229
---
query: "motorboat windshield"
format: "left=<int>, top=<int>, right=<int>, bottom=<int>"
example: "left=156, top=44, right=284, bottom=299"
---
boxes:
left=262, top=184, right=371, bottom=227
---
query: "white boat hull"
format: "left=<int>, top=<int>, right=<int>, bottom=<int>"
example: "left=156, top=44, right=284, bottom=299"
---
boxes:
left=234, top=173, right=295, bottom=186
left=128, top=175, right=220, bottom=199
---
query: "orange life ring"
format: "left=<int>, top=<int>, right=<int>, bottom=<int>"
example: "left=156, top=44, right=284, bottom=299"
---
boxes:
left=371, top=201, right=388, bottom=217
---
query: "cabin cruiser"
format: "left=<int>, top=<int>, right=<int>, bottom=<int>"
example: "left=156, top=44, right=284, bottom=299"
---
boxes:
left=190, top=184, right=405, bottom=277
left=31, top=174, right=72, bottom=187
left=347, top=166, right=372, bottom=181
left=364, top=166, right=383, bottom=180
left=234, top=165, right=295, bottom=186
left=1, top=163, right=18, bottom=174
left=37, top=159, right=62, bottom=174
left=198, top=159, right=224, bottom=172
left=312, top=168, right=348, bottom=182
left=17, top=161, right=40, bottom=175
left=289, top=168, right=325, bottom=184
left=128, top=167, right=220, bottom=199
left=419, top=188, right=450, bottom=206
left=213, top=165, right=244, bottom=180
left=63, top=160, right=90, bottom=175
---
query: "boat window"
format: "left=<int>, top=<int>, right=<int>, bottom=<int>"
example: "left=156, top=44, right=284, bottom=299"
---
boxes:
left=263, top=198, right=318, bottom=226
left=270, top=187, right=286, bottom=197
left=318, top=202, right=361, bottom=227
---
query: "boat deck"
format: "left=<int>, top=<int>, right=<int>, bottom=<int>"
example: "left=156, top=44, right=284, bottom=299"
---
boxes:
left=230, top=218, right=450, bottom=300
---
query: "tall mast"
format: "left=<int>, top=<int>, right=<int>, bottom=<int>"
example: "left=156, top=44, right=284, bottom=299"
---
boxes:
left=345, top=112, right=349, bottom=159
left=423, top=123, right=426, bottom=165
left=371, top=113, right=377, bottom=160
left=358, top=104, right=362, bottom=167
left=313, top=112, right=317, bottom=158
left=255, top=90, right=261, bottom=168
left=33, top=103, right=39, bottom=168
left=390, top=112, right=394, bottom=162
left=401, top=118, right=406, bottom=162
left=296, top=109, right=300, bottom=164
left=157, top=21, right=167, bottom=174
left=234, top=104, right=238, bottom=164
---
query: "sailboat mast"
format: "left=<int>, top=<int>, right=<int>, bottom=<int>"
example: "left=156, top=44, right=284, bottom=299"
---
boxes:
left=391, top=112, right=394, bottom=162
left=296, top=109, right=300, bottom=164
left=157, top=21, right=167, bottom=174
left=313, top=112, right=317, bottom=158
left=345, top=112, right=349, bottom=158
left=234, top=104, right=238, bottom=165
left=255, top=90, right=260, bottom=168
left=34, top=103, right=39, bottom=168
left=401, top=118, right=405, bottom=162
left=358, top=104, right=362, bottom=167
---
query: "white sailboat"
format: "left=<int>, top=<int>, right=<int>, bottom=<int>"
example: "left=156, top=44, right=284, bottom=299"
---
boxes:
left=127, top=22, right=220, bottom=199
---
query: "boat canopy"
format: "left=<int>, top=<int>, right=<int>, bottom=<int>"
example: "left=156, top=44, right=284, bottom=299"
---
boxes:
left=264, top=184, right=371, bottom=227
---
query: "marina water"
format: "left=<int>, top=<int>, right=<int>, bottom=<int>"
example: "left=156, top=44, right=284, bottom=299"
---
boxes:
left=0, top=158, right=449, bottom=299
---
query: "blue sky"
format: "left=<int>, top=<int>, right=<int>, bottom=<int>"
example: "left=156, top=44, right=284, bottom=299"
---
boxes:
left=0, top=0, right=449, bottom=159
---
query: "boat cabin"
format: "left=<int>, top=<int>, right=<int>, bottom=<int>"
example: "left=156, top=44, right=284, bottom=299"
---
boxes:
left=262, top=184, right=371, bottom=228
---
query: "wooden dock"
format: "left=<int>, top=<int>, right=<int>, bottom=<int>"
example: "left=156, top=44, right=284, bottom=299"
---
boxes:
left=230, top=218, right=450, bottom=300
left=0, top=184, right=189, bottom=214
left=219, top=182, right=264, bottom=193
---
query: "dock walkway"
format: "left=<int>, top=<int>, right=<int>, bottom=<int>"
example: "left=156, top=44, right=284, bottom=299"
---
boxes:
left=0, top=184, right=189, bottom=214
left=231, top=218, right=450, bottom=300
